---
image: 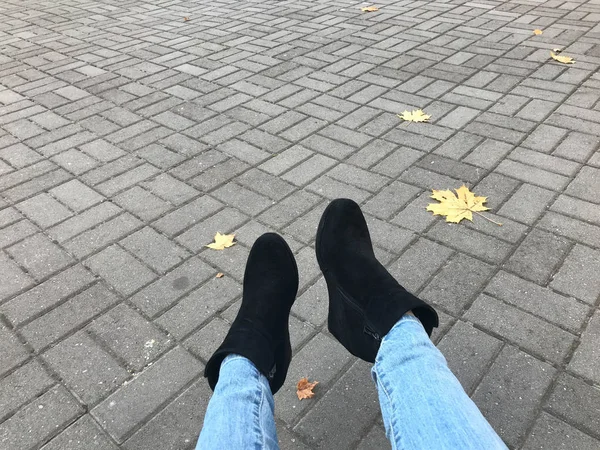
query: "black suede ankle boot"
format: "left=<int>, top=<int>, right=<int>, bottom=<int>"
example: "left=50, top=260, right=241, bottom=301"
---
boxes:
left=204, top=233, right=298, bottom=394
left=316, top=199, right=439, bottom=363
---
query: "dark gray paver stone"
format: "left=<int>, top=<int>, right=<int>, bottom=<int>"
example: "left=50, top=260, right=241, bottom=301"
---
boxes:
left=0, top=385, right=83, bottom=450
left=89, top=304, right=172, bottom=371
left=40, top=415, right=119, bottom=450
left=568, top=310, right=600, bottom=384
left=465, top=294, right=576, bottom=363
left=43, top=331, right=129, bottom=405
left=522, top=412, right=600, bottom=450
left=123, top=380, right=210, bottom=450
left=91, top=346, right=202, bottom=443
left=437, top=321, right=503, bottom=394
left=20, top=283, right=119, bottom=351
left=294, top=360, right=380, bottom=450
left=421, top=253, right=494, bottom=315
left=546, top=373, right=600, bottom=440
left=472, top=346, right=555, bottom=448
left=484, top=271, right=589, bottom=333
left=550, top=244, right=600, bottom=305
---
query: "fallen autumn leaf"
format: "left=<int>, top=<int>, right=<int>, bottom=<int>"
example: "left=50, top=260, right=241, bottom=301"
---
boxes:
left=361, top=6, right=379, bottom=12
left=533, top=29, right=543, bottom=35
left=398, top=109, right=430, bottom=123
left=297, top=377, right=319, bottom=400
left=426, top=185, right=501, bottom=226
left=216, top=272, right=224, bottom=278
left=550, top=51, right=574, bottom=64
left=206, top=232, right=236, bottom=250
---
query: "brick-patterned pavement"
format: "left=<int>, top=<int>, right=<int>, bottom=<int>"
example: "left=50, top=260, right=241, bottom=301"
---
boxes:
left=1, top=0, right=600, bottom=448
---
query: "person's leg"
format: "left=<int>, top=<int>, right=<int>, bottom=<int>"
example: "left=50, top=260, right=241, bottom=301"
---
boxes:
left=316, top=199, right=506, bottom=450
left=197, top=233, right=298, bottom=450
left=196, top=355, right=278, bottom=450
left=373, top=314, right=507, bottom=450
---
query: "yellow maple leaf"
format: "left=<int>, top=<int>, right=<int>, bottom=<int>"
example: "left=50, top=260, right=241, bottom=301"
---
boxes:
left=361, top=6, right=379, bottom=12
left=206, top=232, right=236, bottom=250
left=296, top=377, right=318, bottom=400
left=550, top=51, right=574, bottom=64
left=533, top=29, right=543, bottom=35
left=426, top=185, right=491, bottom=224
left=398, top=109, right=430, bottom=123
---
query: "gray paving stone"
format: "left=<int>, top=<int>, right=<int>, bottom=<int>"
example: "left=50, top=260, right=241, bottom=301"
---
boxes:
left=294, top=360, right=379, bottom=450
left=130, top=257, right=215, bottom=318
left=465, top=294, right=576, bottom=364
left=472, top=346, right=555, bottom=448
left=538, top=211, right=600, bottom=250
left=276, top=332, right=353, bottom=425
left=550, top=244, right=600, bottom=305
left=40, top=415, right=118, bottom=450
left=546, top=373, right=600, bottom=441
left=0, top=360, right=54, bottom=423
left=437, top=321, right=503, bottom=394
left=0, top=251, right=34, bottom=300
left=47, top=202, right=121, bottom=243
left=551, top=194, right=600, bottom=226
left=427, top=221, right=513, bottom=265
left=184, top=317, right=230, bottom=362
left=89, top=304, right=172, bottom=372
left=120, top=227, right=189, bottom=274
left=292, top=277, right=328, bottom=328
left=43, top=331, right=129, bottom=405
left=421, top=253, right=494, bottom=315
left=123, top=380, right=210, bottom=450
left=156, top=277, right=241, bottom=340
left=2, top=264, right=95, bottom=327
left=522, top=412, right=600, bottom=450
left=63, top=213, right=143, bottom=259
left=0, top=323, right=30, bottom=377
left=85, top=245, right=156, bottom=295
left=388, top=238, right=454, bottom=293
left=568, top=310, right=600, bottom=383
left=0, top=385, right=83, bottom=450
left=91, top=346, right=202, bottom=443
left=391, top=191, right=439, bottom=233
left=16, top=193, right=72, bottom=228
left=566, top=166, right=600, bottom=204
left=113, top=186, right=172, bottom=222
left=505, top=228, right=571, bottom=284
left=49, top=180, right=104, bottom=212
left=7, top=233, right=74, bottom=280
left=362, top=181, right=421, bottom=220
left=485, top=271, right=588, bottom=334
left=20, top=283, right=119, bottom=351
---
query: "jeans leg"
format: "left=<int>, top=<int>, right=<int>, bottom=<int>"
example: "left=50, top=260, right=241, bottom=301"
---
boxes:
left=196, top=355, right=279, bottom=450
left=372, top=316, right=507, bottom=450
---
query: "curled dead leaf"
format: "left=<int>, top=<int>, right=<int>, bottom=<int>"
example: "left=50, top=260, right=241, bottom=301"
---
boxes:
left=361, top=6, right=379, bottom=12
left=297, top=377, right=319, bottom=400
left=206, top=232, right=236, bottom=250
left=553, top=48, right=562, bottom=53
left=216, top=272, right=224, bottom=278
left=184, top=17, right=190, bottom=21
left=533, top=29, right=543, bottom=35
left=398, top=109, right=430, bottom=123
left=550, top=51, right=574, bottom=65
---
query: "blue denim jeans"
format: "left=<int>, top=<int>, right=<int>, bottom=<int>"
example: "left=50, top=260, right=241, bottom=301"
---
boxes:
left=196, top=315, right=507, bottom=449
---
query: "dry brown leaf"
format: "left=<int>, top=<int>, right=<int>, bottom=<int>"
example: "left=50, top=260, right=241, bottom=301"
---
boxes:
left=216, top=272, right=224, bottom=278
left=398, top=109, right=430, bottom=123
left=184, top=17, right=190, bottom=21
left=550, top=51, right=574, bottom=64
left=206, top=232, right=236, bottom=250
left=296, top=377, right=319, bottom=400
left=553, top=48, right=562, bottom=53
left=533, top=29, right=543, bottom=35
left=426, top=185, right=501, bottom=225
left=361, top=6, right=379, bottom=12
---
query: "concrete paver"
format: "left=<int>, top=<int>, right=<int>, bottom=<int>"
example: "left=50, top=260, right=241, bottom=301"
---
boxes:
left=1, top=0, right=600, bottom=449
